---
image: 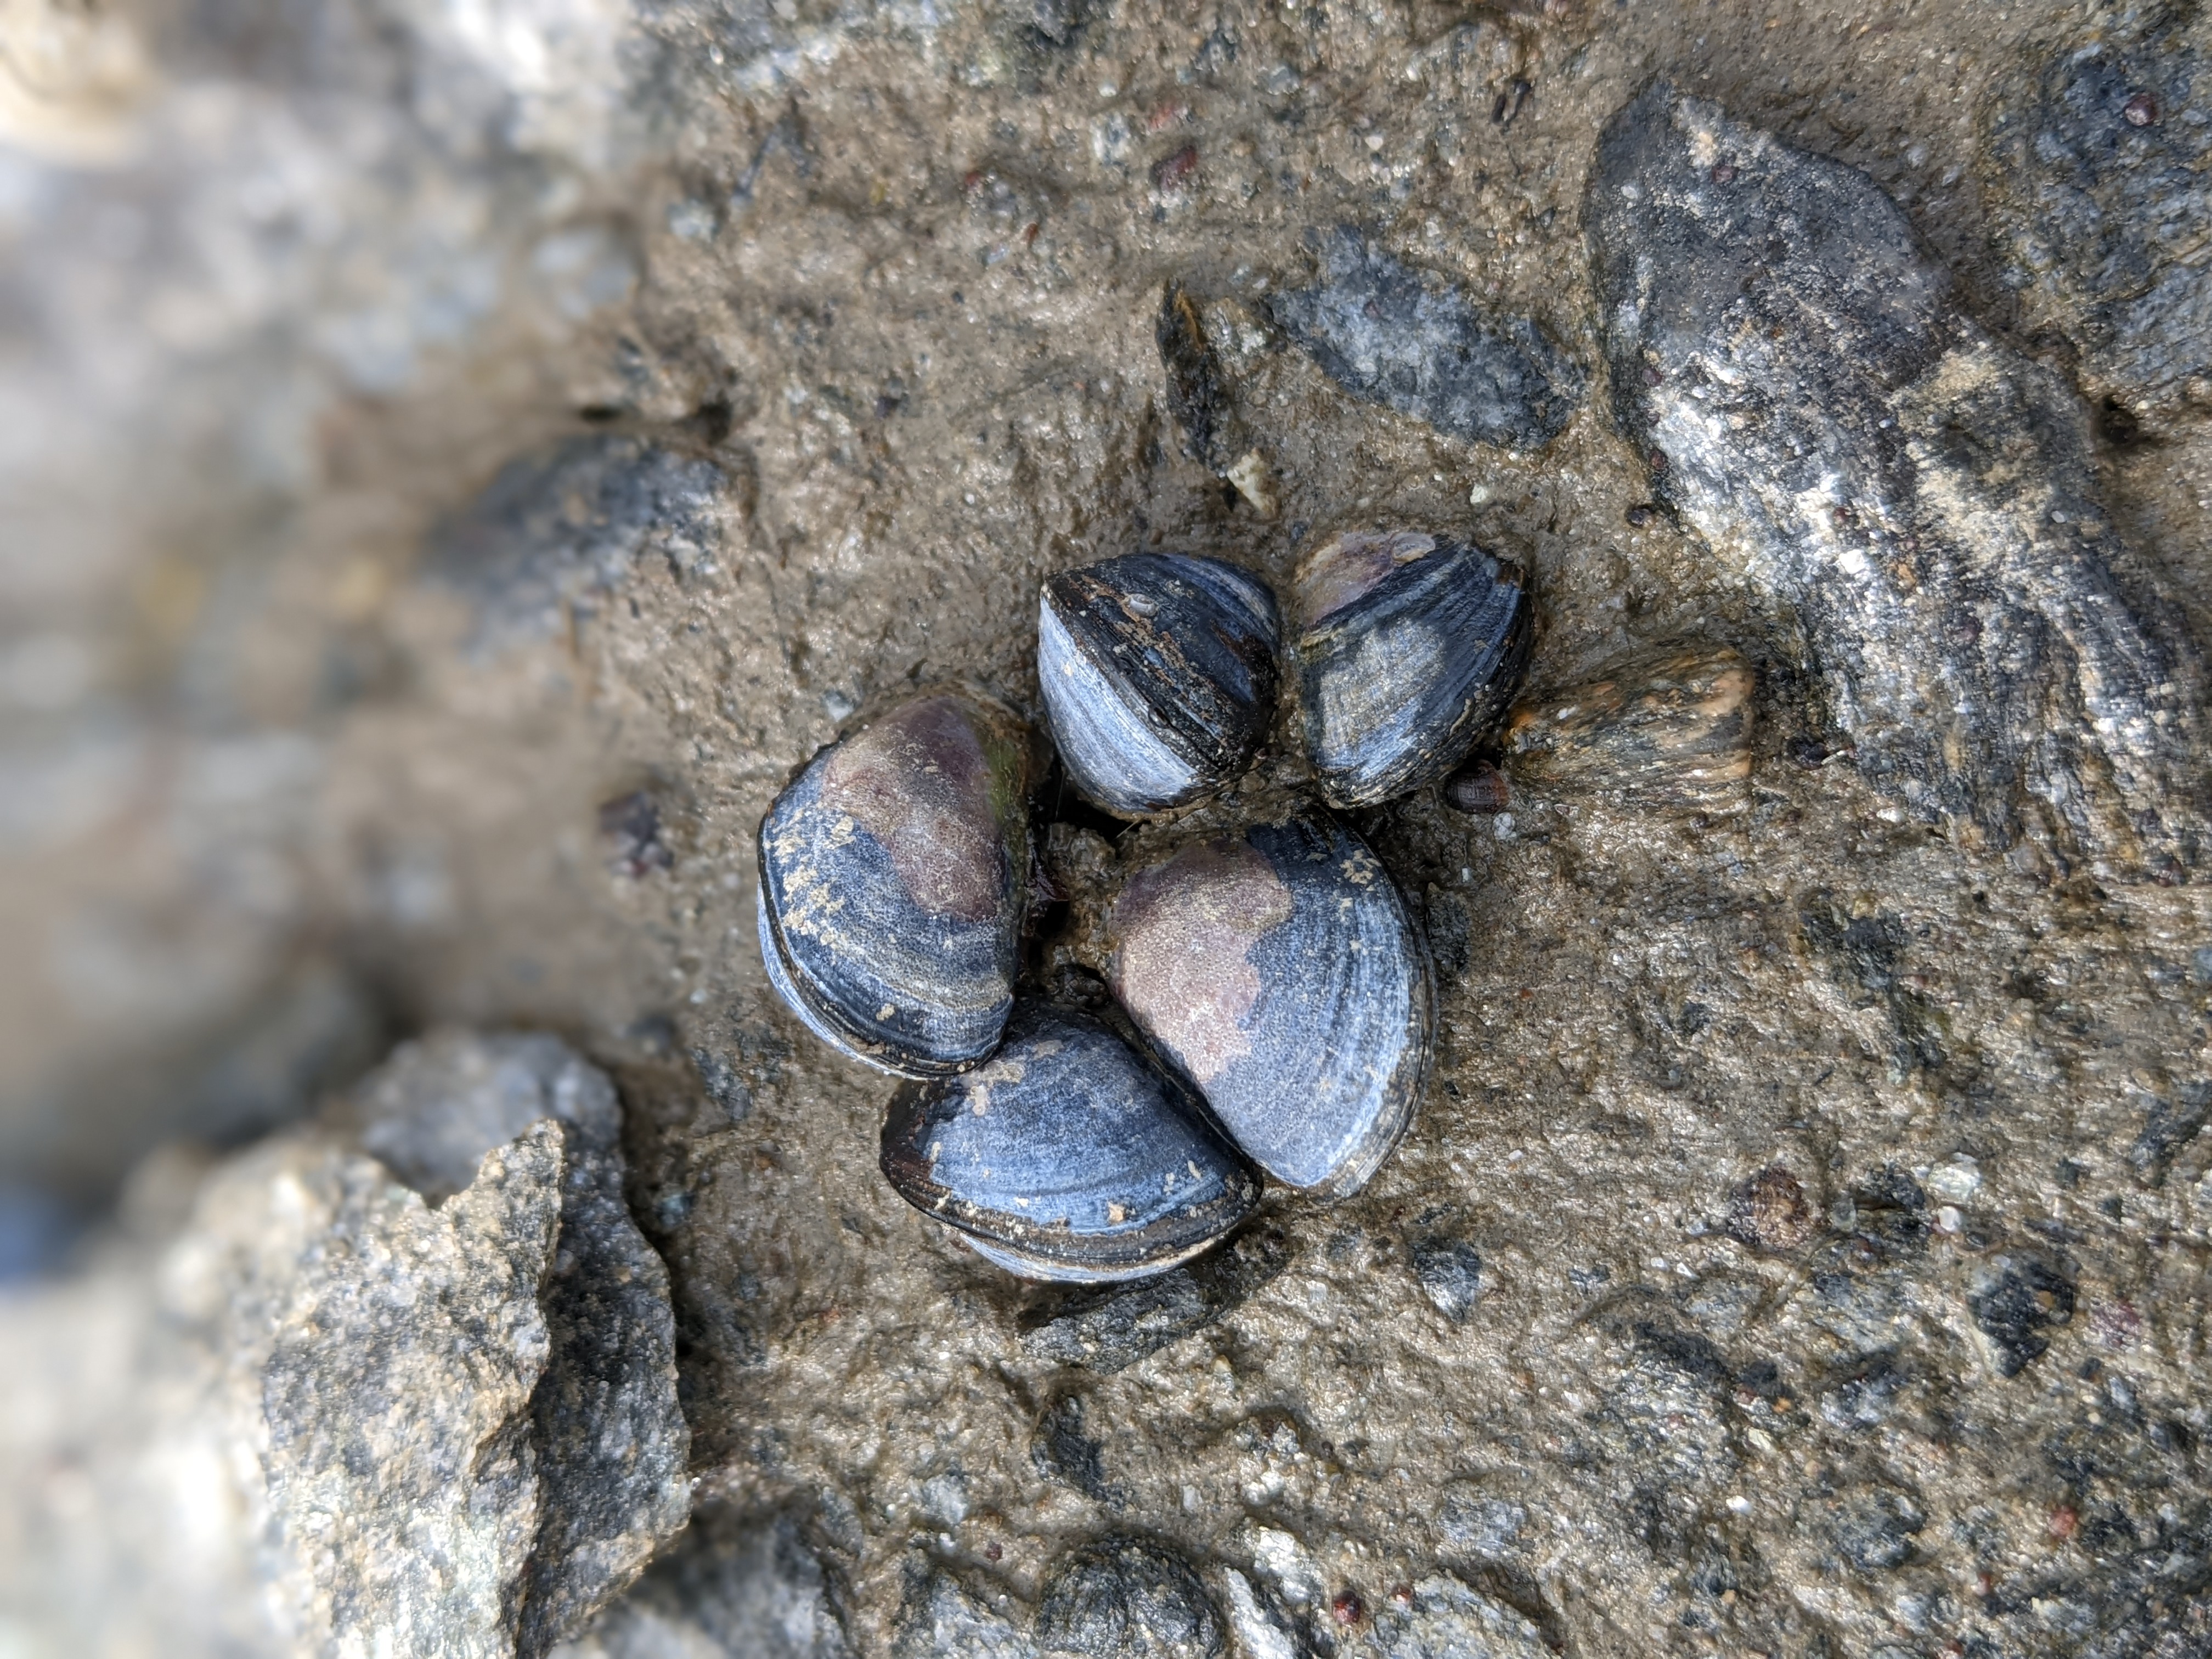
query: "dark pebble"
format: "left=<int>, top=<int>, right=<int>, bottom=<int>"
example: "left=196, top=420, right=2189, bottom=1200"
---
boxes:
left=1032, top=1394, right=1117, bottom=1504
left=1968, top=1251, right=2078, bottom=1376
left=1036, top=1537, right=1224, bottom=1659
left=1155, top=279, right=1231, bottom=471
left=1409, top=1234, right=1483, bottom=1321
left=599, top=789, right=672, bottom=877
left=424, top=434, right=730, bottom=653
left=1729, top=1165, right=1814, bottom=1253
left=1269, top=226, right=1583, bottom=450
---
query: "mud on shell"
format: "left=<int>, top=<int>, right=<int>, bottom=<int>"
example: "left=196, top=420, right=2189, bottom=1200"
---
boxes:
left=879, top=1000, right=1263, bottom=1282
left=756, top=690, right=1036, bottom=1078
left=1291, top=528, right=1533, bottom=809
left=1039, top=553, right=1282, bottom=817
left=1104, top=808, right=1434, bottom=1195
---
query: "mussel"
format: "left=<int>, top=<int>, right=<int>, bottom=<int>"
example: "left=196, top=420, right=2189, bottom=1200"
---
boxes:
left=756, top=690, right=1035, bottom=1077
left=1103, top=807, right=1432, bottom=1195
left=1039, top=554, right=1282, bottom=816
left=879, top=1000, right=1263, bottom=1282
left=1290, top=528, right=1532, bottom=808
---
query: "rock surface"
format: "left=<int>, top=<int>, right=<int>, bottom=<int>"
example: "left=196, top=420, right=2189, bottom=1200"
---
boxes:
left=1980, top=2, right=2212, bottom=415
left=1587, top=81, right=2209, bottom=879
left=0, top=1032, right=686, bottom=1657
left=427, top=437, right=740, bottom=653
left=7, top=2, right=2212, bottom=1658
left=551, top=1507, right=853, bottom=1658
left=1269, top=228, right=1583, bottom=452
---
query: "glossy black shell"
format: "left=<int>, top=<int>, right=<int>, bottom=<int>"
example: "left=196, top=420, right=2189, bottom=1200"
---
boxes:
left=880, top=1001, right=1262, bottom=1282
left=1104, top=808, right=1433, bottom=1195
left=756, top=691, right=1034, bottom=1078
left=1039, top=554, right=1282, bottom=817
left=1291, top=529, right=1533, bottom=808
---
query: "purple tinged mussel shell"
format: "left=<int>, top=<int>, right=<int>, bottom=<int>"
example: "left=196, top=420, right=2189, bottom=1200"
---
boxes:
left=1290, top=528, right=1533, bottom=809
left=756, top=690, right=1036, bottom=1078
left=879, top=1000, right=1263, bottom=1282
left=1103, top=807, right=1434, bottom=1196
left=1039, top=553, right=1282, bottom=817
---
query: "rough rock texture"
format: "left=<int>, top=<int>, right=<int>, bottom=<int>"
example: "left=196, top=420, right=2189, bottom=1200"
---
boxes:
left=427, top=437, right=740, bottom=654
left=1980, top=1, right=2212, bottom=416
left=257, top=1123, right=570, bottom=1656
left=1587, top=81, right=2209, bottom=880
left=342, top=1032, right=695, bottom=1656
left=1269, top=228, right=1583, bottom=452
left=0, top=1032, right=685, bottom=1657
left=1367, top=1575, right=1550, bottom=1659
left=7, top=1, right=2212, bottom=1657
left=551, top=1506, right=853, bottom=1658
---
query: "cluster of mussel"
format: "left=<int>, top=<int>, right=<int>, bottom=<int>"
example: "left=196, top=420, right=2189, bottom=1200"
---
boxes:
left=756, top=529, right=1534, bottom=1282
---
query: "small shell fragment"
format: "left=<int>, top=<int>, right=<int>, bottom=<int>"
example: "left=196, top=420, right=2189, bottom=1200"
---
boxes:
left=1441, top=761, right=1511, bottom=815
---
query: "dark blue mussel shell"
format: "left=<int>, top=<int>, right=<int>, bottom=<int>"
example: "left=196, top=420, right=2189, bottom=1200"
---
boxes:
left=1104, top=808, right=1433, bottom=1195
left=1039, top=554, right=1281, bottom=817
left=1291, top=528, right=1532, bottom=808
left=757, top=691, right=1035, bottom=1078
left=879, top=1000, right=1263, bottom=1282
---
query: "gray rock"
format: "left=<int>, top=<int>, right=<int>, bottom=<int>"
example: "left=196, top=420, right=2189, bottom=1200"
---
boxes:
left=1366, top=1575, right=1549, bottom=1659
left=1440, top=1487, right=1527, bottom=1562
left=893, top=1567, right=1037, bottom=1659
left=1825, top=1486, right=1925, bottom=1575
left=426, top=435, right=733, bottom=651
left=1216, top=1568, right=1308, bottom=1659
left=1981, top=3, right=2212, bottom=411
left=1967, top=1251, right=2077, bottom=1377
left=351, top=1032, right=691, bottom=1656
left=1407, top=1233, right=1483, bottom=1323
left=1018, top=1224, right=1289, bottom=1374
left=1269, top=228, right=1583, bottom=451
left=552, top=1509, right=851, bottom=1658
left=244, top=1031, right=690, bottom=1657
left=1035, top=1537, right=1223, bottom=1659
left=1585, top=82, right=2210, bottom=879
left=259, top=1122, right=569, bottom=1655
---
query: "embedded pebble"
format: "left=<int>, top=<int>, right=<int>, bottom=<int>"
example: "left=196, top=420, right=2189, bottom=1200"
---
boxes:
left=1587, top=83, right=2209, bottom=876
left=1035, top=1537, right=1224, bottom=1659
left=425, top=435, right=731, bottom=652
left=1365, top=1576, right=1548, bottom=1659
left=1980, top=5, right=2212, bottom=410
left=1270, top=227, right=1583, bottom=451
